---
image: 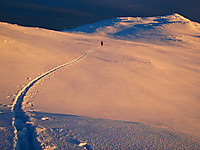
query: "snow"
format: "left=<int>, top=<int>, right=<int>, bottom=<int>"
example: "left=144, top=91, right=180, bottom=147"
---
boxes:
left=31, top=111, right=200, bottom=149
left=64, top=13, right=200, bottom=47
left=0, top=13, right=200, bottom=149
left=41, top=117, right=50, bottom=121
left=78, top=142, right=87, bottom=147
left=8, top=24, right=100, bottom=149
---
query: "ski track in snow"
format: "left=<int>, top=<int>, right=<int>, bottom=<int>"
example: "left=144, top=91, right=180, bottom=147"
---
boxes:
left=12, top=46, right=100, bottom=150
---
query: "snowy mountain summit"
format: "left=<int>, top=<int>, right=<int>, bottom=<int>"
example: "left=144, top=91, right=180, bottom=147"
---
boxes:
left=66, top=13, right=200, bottom=45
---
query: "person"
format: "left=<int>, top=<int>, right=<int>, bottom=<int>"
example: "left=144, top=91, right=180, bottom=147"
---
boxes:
left=101, top=41, right=103, bottom=46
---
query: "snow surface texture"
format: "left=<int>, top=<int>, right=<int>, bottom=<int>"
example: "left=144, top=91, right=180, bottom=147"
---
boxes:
left=12, top=44, right=100, bottom=149
left=0, top=106, right=14, bottom=149
left=65, top=13, right=200, bottom=47
left=0, top=13, right=200, bottom=149
left=31, top=111, right=200, bottom=149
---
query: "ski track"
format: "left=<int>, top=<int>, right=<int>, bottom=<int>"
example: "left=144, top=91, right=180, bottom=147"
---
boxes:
left=12, top=46, right=100, bottom=150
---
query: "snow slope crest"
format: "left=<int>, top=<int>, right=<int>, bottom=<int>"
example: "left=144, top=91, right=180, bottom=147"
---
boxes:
left=65, top=13, right=200, bottom=45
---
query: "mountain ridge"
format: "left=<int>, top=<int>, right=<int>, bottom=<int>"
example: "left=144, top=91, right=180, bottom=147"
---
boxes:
left=64, top=13, right=200, bottom=46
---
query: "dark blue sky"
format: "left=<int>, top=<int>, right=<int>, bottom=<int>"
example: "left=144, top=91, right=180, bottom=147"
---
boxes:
left=0, top=0, right=199, bottom=30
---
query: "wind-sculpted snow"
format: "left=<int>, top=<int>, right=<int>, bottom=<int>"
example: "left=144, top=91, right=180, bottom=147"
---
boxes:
left=30, top=111, right=200, bottom=149
left=65, top=13, right=191, bottom=34
left=64, top=13, right=200, bottom=45
left=12, top=46, right=100, bottom=150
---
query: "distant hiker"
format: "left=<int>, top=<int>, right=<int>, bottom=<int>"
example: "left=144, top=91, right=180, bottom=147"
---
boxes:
left=101, top=41, right=104, bottom=46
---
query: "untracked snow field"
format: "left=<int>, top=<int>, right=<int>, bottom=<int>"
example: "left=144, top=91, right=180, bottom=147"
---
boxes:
left=0, top=14, right=200, bottom=149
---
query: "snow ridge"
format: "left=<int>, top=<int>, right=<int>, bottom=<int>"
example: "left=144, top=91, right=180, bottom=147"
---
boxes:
left=64, top=13, right=200, bottom=44
left=65, top=13, right=192, bottom=34
left=12, top=46, right=100, bottom=149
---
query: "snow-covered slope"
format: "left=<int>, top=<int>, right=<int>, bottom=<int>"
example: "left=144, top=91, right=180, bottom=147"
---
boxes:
left=0, top=22, right=100, bottom=149
left=65, top=13, right=200, bottom=46
left=0, top=13, right=200, bottom=149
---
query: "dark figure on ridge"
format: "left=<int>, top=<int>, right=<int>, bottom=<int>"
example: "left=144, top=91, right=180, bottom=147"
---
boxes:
left=101, top=41, right=104, bottom=46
